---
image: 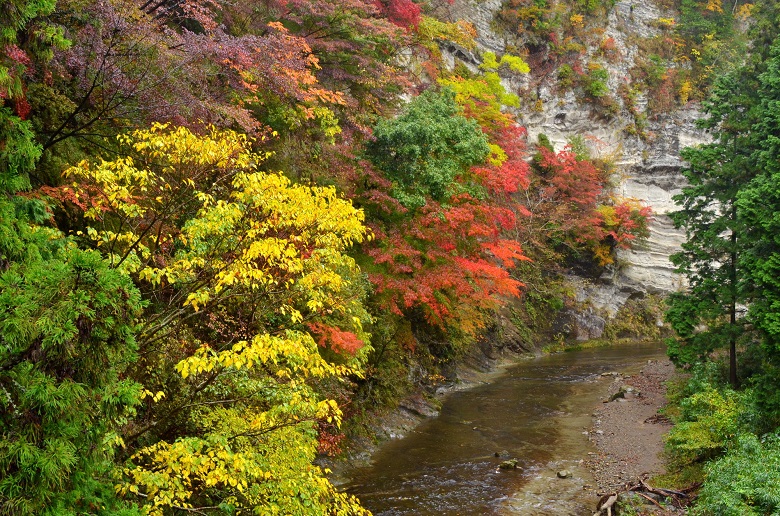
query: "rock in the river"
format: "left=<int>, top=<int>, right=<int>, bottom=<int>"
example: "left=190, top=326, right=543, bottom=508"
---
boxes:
left=557, top=469, right=573, bottom=479
left=609, top=385, right=639, bottom=402
left=499, top=459, right=519, bottom=470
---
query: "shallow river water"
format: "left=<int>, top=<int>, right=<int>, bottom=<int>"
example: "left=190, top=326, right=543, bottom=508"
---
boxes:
left=343, top=342, right=667, bottom=515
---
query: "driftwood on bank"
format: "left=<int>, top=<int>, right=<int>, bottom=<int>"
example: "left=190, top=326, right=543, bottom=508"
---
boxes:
left=636, top=478, right=690, bottom=501
left=593, top=493, right=618, bottom=516
left=593, top=477, right=693, bottom=515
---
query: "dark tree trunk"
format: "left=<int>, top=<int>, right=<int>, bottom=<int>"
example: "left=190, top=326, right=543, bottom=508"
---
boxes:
left=729, top=211, right=738, bottom=388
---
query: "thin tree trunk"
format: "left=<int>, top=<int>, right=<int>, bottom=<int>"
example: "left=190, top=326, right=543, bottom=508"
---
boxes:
left=729, top=208, right=738, bottom=388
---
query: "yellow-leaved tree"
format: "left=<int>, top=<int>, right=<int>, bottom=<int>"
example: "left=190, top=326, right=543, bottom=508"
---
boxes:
left=60, top=124, right=372, bottom=514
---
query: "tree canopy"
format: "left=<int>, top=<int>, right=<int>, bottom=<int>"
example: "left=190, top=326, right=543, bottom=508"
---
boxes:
left=0, top=0, right=656, bottom=512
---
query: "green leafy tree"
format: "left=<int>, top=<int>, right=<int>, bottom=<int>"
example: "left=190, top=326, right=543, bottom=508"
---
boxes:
left=0, top=0, right=69, bottom=192
left=0, top=0, right=66, bottom=195
left=0, top=231, right=144, bottom=515
left=734, top=39, right=780, bottom=416
left=0, top=0, right=69, bottom=99
left=0, top=108, right=41, bottom=193
left=666, top=67, right=758, bottom=387
left=694, top=433, right=780, bottom=516
left=365, top=87, right=490, bottom=210
left=0, top=97, right=143, bottom=515
left=60, top=124, right=371, bottom=514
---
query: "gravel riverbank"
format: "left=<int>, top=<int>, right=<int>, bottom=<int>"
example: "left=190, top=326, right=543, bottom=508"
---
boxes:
left=585, top=357, right=686, bottom=514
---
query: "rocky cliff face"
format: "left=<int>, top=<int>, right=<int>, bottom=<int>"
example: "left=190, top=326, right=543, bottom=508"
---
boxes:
left=445, top=0, right=708, bottom=318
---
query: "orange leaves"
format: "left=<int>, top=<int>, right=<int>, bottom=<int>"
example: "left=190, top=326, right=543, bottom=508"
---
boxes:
left=536, top=145, right=604, bottom=208
left=303, top=88, right=347, bottom=106
left=366, top=192, right=529, bottom=331
left=266, top=21, right=289, bottom=34
left=308, top=322, right=366, bottom=355
left=528, top=144, right=608, bottom=253
left=454, top=257, right=522, bottom=298
left=353, top=86, right=534, bottom=334
left=47, top=0, right=355, bottom=140
left=595, top=202, right=653, bottom=249
left=218, top=22, right=345, bottom=109
left=437, top=200, right=515, bottom=237
left=38, top=184, right=104, bottom=214
left=257, top=0, right=410, bottom=136
left=526, top=140, right=652, bottom=266
left=483, top=239, right=531, bottom=268
left=469, top=124, right=530, bottom=196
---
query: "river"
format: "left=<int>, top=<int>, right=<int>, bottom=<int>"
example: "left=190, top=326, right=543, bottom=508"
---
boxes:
left=343, top=341, right=667, bottom=515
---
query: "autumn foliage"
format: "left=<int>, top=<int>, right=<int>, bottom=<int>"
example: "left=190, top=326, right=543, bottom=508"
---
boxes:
left=55, top=125, right=373, bottom=514
left=0, top=0, right=653, bottom=512
left=355, top=87, right=532, bottom=335
left=529, top=144, right=651, bottom=266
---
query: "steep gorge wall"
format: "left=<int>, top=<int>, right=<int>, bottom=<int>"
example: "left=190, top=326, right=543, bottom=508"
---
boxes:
left=443, top=0, right=708, bottom=316
left=338, top=3, right=713, bottom=463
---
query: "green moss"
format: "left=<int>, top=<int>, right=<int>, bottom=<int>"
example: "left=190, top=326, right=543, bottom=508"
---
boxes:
left=582, top=65, right=610, bottom=98
left=557, top=64, right=575, bottom=90
left=603, top=295, right=668, bottom=341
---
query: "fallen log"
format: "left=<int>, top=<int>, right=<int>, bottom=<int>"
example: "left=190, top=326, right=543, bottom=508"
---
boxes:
left=635, top=491, right=664, bottom=509
left=594, top=477, right=692, bottom=513
left=639, top=478, right=689, bottom=503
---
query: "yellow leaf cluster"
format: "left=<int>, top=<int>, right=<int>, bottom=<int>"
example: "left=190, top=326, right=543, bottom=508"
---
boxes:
left=64, top=125, right=369, bottom=323
left=479, top=51, right=530, bottom=74
left=416, top=16, right=477, bottom=51
left=737, top=3, right=754, bottom=20
left=679, top=80, right=693, bottom=105
left=175, top=170, right=369, bottom=319
left=705, top=0, right=723, bottom=13
left=120, top=437, right=270, bottom=514
left=175, top=331, right=358, bottom=381
left=65, top=125, right=371, bottom=515
left=122, top=399, right=367, bottom=514
left=73, top=124, right=373, bottom=514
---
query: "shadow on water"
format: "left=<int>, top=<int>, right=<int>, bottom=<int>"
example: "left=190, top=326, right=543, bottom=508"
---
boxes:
left=343, top=341, right=668, bottom=515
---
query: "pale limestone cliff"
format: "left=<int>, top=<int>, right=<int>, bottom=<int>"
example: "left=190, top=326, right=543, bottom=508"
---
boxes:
left=442, top=0, right=709, bottom=317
